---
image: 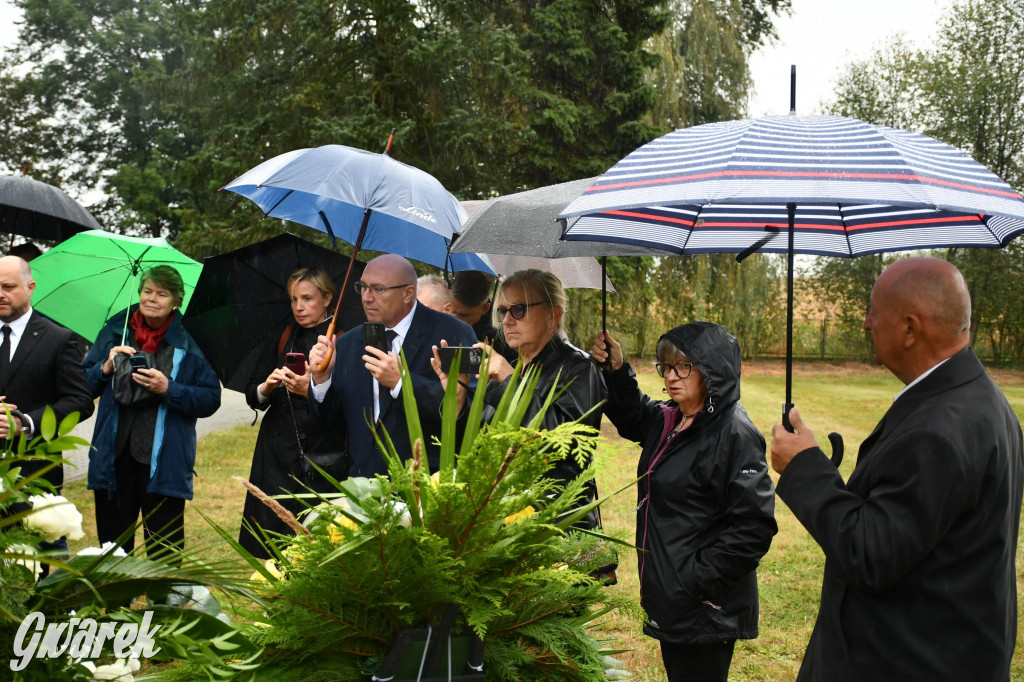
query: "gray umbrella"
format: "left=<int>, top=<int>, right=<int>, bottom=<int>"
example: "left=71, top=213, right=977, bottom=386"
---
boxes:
left=450, top=178, right=663, bottom=354
left=451, top=178, right=655, bottom=258
left=0, top=174, right=101, bottom=244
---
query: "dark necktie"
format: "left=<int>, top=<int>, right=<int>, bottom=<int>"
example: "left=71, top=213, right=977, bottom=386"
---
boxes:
left=377, top=330, right=399, bottom=418
left=0, top=325, right=11, bottom=389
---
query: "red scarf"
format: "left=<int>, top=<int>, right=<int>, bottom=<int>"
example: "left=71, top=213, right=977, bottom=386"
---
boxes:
left=130, top=309, right=174, bottom=353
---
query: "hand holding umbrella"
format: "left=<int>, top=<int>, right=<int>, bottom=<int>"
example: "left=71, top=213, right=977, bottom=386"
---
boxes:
left=309, top=333, right=337, bottom=387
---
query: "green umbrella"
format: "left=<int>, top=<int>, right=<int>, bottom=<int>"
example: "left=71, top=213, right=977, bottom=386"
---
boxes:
left=30, top=230, right=202, bottom=343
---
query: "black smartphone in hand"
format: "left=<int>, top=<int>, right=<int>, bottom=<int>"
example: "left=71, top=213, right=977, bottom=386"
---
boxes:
left=437, top=346, right=482, bottom=374
left=364, top=322, right=388, bottom=353
left=128, top=355, right=152, bottom=373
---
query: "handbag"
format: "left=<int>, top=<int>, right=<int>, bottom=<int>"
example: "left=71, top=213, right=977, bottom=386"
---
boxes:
left=284, top=388, right=349, bottom=485
left=111, top=351, right=160, bottom=407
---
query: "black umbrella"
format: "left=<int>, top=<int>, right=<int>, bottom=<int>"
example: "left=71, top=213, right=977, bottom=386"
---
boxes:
left=182, top=233, right=367, bottom=392
left=0, top=174, right=101, bottom=244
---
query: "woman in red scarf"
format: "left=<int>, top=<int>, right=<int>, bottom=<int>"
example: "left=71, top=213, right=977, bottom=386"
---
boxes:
left=84, top=265, right=221, bottom=563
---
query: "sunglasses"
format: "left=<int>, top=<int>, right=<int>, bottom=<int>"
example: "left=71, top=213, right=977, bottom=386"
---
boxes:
left=495, top=302, right=546, bottom=320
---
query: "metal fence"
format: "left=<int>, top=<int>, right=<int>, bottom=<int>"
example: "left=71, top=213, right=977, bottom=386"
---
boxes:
left=749, top=319, right=1024, bottom=366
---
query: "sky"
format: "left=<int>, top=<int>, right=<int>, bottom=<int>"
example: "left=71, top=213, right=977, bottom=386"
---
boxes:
left=0, top=0, right=953, bottom=116
left=749, top=0, right=952, bottom=116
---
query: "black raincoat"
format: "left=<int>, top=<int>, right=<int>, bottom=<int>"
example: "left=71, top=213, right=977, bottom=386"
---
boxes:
left=604, top=322, right=777, bottom=643
left=483, top=334, right=606, bottom=530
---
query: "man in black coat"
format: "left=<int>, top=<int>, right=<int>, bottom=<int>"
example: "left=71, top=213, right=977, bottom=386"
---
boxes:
left=309, top=254, right=476, bottom=477
left=0, top=255, right=95, bottom=484
left=0, top=255, right=95, bottom=572
left=770, top=257, right=1024, bottom=682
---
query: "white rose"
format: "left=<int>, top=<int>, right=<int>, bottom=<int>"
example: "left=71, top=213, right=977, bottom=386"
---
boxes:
left=77, top=542, right=128, bottom=558
left=91, top=660, right=134, bottom=681
left=25, top=493, right=85, bottom=542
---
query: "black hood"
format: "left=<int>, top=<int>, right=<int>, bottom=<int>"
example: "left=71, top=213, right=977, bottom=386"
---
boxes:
left=659, top=321, right=741, bottom=414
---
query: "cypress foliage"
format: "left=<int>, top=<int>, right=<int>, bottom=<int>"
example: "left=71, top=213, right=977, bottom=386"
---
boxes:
left=240, top=361, right=638, bottom=680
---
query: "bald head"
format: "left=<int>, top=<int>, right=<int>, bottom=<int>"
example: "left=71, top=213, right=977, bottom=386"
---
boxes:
left=881, top=257, right=971, bottom=336
left=0, top=255, right=33, bottom=284
left=0, top=256, right=35, bottom=324
left=359, top=254, right=418, bottom=327
left=365, top=254, right=417, bottom=287
left=866, top=257, right=971, bottom=382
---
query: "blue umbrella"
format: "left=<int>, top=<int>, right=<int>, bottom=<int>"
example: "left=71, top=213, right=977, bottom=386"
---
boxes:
left=558, top=114, right=1024, bottom=438
left=222, top=139, right=494, bottom=275
left=223, top=134, right=494, bottom=371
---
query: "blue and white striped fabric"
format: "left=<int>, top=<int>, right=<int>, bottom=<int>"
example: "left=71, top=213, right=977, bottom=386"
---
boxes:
left=559, top=116, right=1024, bottom=257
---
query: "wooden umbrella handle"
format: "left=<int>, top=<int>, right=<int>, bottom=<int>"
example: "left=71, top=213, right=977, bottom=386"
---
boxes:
left=316, top=319, right=338, bottom=373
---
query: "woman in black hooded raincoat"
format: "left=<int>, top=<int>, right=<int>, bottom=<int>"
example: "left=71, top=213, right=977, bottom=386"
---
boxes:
left=592, top=322, right=777, bottom=682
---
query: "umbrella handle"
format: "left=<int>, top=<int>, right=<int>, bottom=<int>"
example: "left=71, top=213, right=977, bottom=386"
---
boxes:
left=316, top=319, right=338, bottom=374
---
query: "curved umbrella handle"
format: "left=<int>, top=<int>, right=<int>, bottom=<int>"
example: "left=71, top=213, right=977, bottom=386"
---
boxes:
left=316, top=319, right=338, bottom=374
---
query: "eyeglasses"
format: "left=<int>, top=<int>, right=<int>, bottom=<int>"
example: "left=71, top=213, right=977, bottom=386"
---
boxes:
left=655, top=361, right=695, bottom=379
left=495, top=302, right=545, bottom=320
left=354, top=282, right=412, bottom=296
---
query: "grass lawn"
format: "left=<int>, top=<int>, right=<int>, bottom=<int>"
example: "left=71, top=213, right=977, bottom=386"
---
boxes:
left=61, top=360, right=1024, bottom=681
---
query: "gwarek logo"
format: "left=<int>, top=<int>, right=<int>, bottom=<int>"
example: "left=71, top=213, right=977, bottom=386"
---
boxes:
left=398, top=205, right=437, bottom=223
left=9, top=611, right=161, bottom=671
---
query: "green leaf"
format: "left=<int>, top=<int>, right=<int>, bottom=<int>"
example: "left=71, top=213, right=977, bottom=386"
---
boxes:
left=39, top=405, right=57, bottom=441
left=57, top=410, right=81, bottom=437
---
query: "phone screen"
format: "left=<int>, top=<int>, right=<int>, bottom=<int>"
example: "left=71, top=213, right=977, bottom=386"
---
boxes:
left=364, top=322, right=388, bottom=353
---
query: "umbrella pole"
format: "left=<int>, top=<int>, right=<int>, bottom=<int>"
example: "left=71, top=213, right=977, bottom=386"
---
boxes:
left=317, top=209, right=371, bottom=373
left=315, top=128, right=397, bottom=374
left=120, top=263, right=142, bottom=346
left=784, top=202, right=796, bottom=431
left=601, top=256, right=610, bottom=368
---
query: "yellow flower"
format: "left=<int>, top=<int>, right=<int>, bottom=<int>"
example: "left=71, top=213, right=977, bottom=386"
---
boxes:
left=503, top=506, right=535, bottom=526
left=251, top=558, right=285, bottom=582
left=327, top=524, right=346, bottom=545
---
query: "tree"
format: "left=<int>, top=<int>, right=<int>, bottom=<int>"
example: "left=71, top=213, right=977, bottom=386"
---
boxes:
left=647, top=0, right=790, bottom=129
left=821, top=0, right=1024, bottom=362
left=652, top=253, right=784, bottom=357
left=1, top=0, right=673, bottom=250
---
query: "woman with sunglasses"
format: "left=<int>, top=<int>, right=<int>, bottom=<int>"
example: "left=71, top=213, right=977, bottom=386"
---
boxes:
left=591, top=322, right=777, bottom=682
left=456, top=269, right=608, bottom=535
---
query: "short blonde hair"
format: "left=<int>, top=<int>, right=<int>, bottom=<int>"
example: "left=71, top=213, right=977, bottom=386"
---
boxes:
left=287, top=265, right=335, bottom=303
left=493, top=269, right=566, bottom=333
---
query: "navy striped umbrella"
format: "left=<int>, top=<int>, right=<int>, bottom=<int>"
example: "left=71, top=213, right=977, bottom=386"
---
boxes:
left=558, top=115, right=1024, bottom=436
left=559, top=115, right=1024, bottom=255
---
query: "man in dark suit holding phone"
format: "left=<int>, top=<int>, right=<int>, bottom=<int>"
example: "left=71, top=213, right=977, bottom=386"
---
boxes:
left=0, top=255, right=95, bottom=571
left=309, top=254, right=477, bottom=477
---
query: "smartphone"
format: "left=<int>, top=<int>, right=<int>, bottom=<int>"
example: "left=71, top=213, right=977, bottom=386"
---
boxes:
left=284, top=352, right=305, bottom=374
left=437, top=346, right=483, bottom=374
left=128, top=355, right=152, bottom=373
left=364, top=322, right=388, bottom=353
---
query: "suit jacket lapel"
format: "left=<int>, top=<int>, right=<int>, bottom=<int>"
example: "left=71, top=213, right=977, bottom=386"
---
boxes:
left=6, top=314, right=46, bottom=384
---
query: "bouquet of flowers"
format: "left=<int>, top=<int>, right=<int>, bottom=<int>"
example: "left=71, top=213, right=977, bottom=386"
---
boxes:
left=234, top=357, right=638, bottom=681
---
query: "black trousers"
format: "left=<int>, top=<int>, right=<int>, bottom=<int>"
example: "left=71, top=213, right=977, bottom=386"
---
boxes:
left=660, top=639, right=736, bottom=682
left=94, top=454, right=185, bottom=563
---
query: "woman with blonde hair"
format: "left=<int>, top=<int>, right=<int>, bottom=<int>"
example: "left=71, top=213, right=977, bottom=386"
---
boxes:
left=239, top=265, right=348, bottom=558
left=445, top=269, right=608, bottom=533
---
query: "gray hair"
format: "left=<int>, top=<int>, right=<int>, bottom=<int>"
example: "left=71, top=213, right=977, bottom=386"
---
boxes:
left=417, top=274, right=453, bottom=308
